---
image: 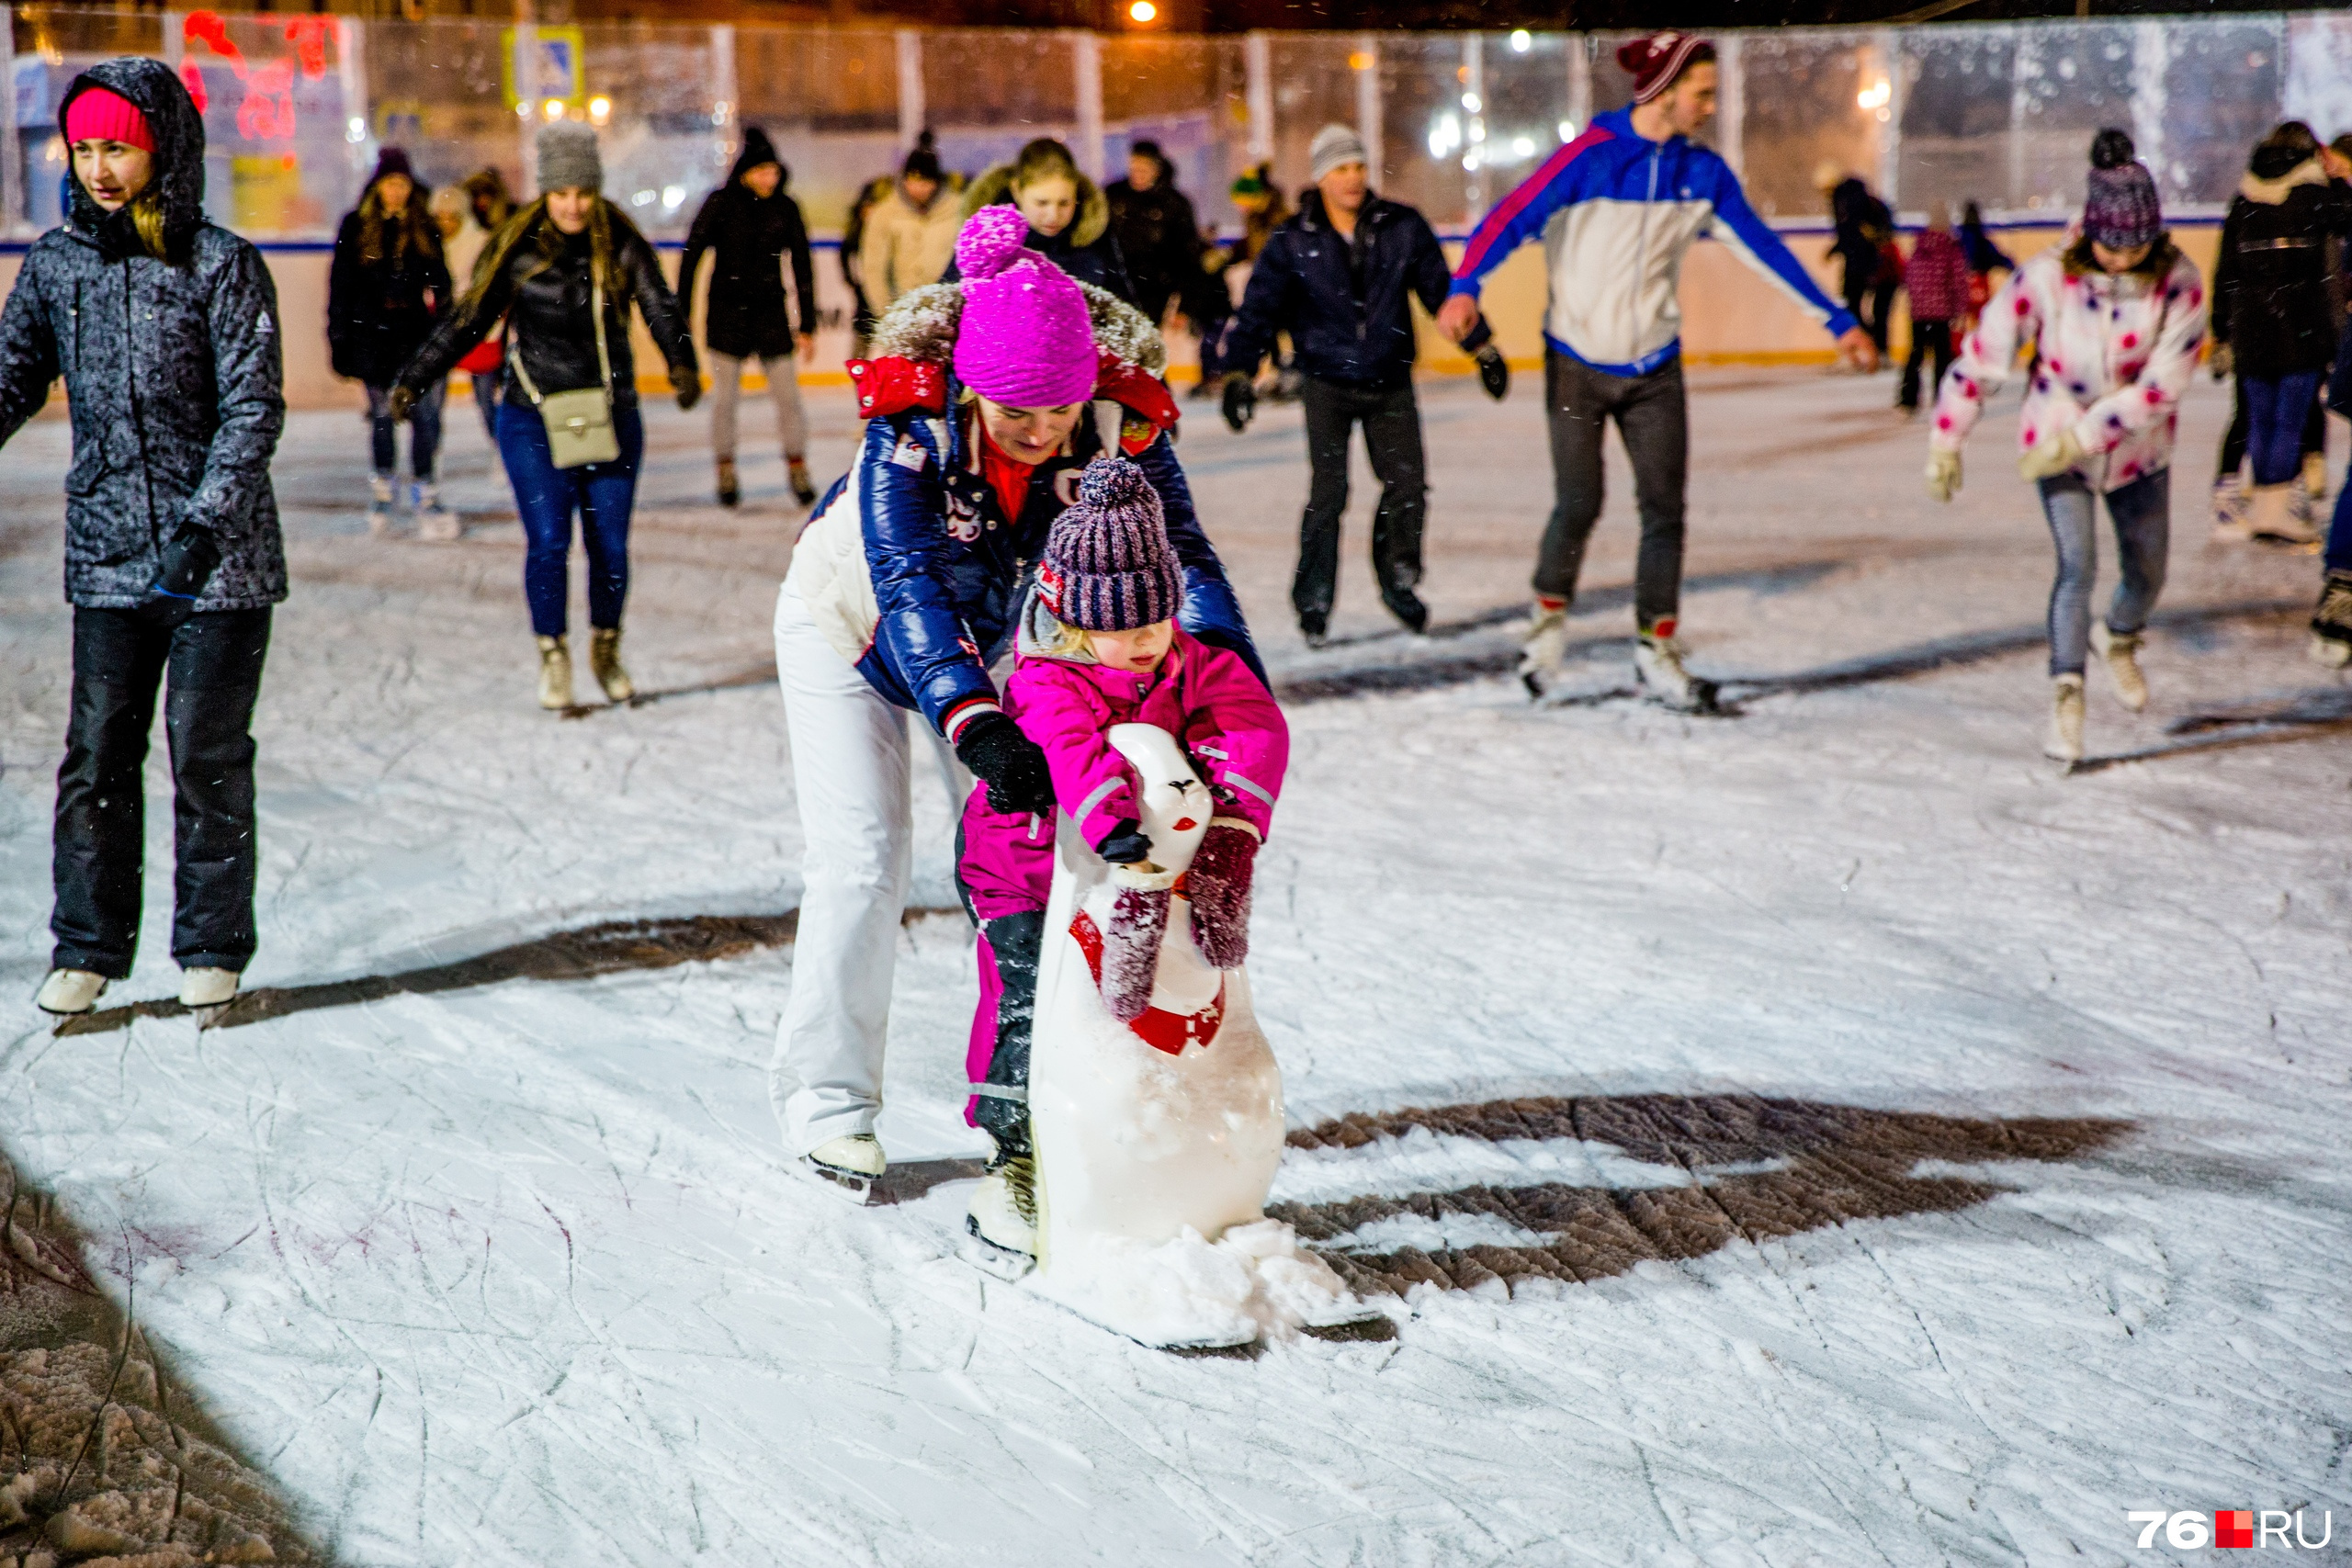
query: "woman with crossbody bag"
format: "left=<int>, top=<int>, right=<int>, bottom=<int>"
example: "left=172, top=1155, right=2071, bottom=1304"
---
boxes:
left=396, top=121, right=700, bottom=710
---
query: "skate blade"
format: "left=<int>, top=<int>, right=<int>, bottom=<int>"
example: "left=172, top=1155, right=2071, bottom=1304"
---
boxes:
left=1300, top=1314, right=1398, bottom=1344
left=1641, top=678, right=1726, bottom=716
left=795, top=1155, right=878, bottom=1206
left=957, top=1220, right=1036, bottom=1281
left=192, top=1002, right=235, bottom=1031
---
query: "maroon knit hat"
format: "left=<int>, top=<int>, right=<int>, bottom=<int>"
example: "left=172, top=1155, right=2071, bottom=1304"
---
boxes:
left=1616, top=32, right=1715, bottom=105
left=1037, top=458, right=1182, bottom=634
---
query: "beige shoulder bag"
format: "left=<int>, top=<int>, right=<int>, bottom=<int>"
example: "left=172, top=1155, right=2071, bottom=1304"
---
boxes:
left=509, top=276, right=621, bottom=468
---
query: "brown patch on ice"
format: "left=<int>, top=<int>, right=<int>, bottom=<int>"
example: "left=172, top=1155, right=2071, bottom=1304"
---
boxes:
left=1, top=1160, right=321, bottom=1566
left=1272, top=1093, right=2128, bottom=1299
left=54, top=906, right=962, bottom=1038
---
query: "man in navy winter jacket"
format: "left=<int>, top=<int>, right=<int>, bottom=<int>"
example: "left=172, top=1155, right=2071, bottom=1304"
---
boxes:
left=1216, top=125, right=1498, bottom=644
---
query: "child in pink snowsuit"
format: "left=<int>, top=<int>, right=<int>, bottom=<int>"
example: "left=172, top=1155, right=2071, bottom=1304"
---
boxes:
left=957, top=457, right=1287, bottom=1170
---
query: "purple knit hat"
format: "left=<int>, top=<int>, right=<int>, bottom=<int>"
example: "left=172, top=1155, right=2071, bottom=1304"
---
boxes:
left=2083, top=129, right=2161, bottom=250
left=953, top=205, right=1099, bottom=408
left=1038, top=458, right=1182, bottom=633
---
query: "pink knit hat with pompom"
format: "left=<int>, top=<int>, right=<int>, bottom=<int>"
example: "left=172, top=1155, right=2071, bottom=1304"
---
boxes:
left=952, top=205, right=1099, bottom=408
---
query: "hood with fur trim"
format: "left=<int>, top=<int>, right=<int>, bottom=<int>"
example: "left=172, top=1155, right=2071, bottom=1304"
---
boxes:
left=961, top=163, right=1110, bottom=249
left=59, top=56, right=207, bottom=263
left=868, top=278, right=1165, bottom=375
left=2239, top=154, right=2329, bottom=206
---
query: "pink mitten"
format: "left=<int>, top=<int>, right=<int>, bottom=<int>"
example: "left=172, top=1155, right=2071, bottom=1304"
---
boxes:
left=1100, top=886, right=1170, bottom=1021
left=1185, top=822, right=1258, bottom=970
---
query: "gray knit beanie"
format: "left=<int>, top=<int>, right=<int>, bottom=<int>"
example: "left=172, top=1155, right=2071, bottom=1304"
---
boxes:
left=537, top=120, right=603, bottom=194
left=2083, top=128, right=2160, bottom=250
left=1038, top=458, right=1182, bottom=634
left=1309, top=123, right=1369, bottom=185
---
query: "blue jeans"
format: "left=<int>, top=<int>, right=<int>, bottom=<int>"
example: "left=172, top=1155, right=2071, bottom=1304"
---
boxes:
left=2038, top=468, right=2169, bottom=677
left=366, top=378, right=443, bottom=480
left=2328, top=468, right=2352, bottom=575
left=2243, top=370, right=2323, bottom=486
left=495, top=399, right=645, bottom=637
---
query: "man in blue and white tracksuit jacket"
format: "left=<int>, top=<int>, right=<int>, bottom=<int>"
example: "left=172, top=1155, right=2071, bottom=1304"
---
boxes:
left=1437, top=30, right=1875, bottom=707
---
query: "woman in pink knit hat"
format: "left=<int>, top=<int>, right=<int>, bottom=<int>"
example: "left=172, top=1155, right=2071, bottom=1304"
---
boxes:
left=768, top=204, right=1264, bottom=1201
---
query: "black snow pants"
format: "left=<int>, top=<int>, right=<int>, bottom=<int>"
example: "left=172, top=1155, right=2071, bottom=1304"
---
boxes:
left=1900, top=320, right=1956, bottom=412
left=1295, top=375, right=1427, bottom=631
left=51, top=606, right=272, bottom=978
left=1536, top=348, right=1690, bottom=634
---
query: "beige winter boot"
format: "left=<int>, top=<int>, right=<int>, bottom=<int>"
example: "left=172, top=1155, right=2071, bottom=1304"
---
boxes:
left=2088, top=621, right=2149, bottom=712
left=588, top=626, right=635, bottom=703
left=2043, top=674, right=2086, bottom=762
left=2247, top=483, right=2320, bottom=545
left=536, top=635, right=572, bottom=711
left=2302, top=450, right=2329, bottom=502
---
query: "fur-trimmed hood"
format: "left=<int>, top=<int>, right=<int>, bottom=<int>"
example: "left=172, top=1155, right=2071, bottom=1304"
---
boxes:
left=962, top=163, right=1111, bottom=249
left=868, top=278, right=1166, bottom=374
left=60, top=57, right=208, bottom=264
left=2239, top=154, right=2329, bottom=206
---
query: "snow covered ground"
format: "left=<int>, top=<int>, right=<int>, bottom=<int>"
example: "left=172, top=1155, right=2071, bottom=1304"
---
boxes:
left=1, top=367, right=2347, bottom=1566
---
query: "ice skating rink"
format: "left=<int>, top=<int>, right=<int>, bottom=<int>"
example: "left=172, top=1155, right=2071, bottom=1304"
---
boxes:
left=1, top=367, right=2346, bottom=1565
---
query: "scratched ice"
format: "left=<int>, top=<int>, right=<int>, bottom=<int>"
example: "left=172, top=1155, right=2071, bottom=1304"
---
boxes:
left=1, top=368, right=2346, bottom=1565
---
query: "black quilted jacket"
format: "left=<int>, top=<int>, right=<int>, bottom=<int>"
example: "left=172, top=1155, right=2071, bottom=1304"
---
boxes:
left=0, top=57, right=287, bottom=611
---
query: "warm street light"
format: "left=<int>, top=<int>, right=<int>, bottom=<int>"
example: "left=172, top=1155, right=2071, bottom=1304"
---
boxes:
left=1128, top=0, right=1157, bottom=21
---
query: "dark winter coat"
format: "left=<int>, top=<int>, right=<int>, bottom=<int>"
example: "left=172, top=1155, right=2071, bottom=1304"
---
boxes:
left=327, top=200, right=451, bottom=386
left=0, top=58, right=286, bottom=612
left=942, top=165, right=1136, bottom=303
left=680, top=131, right=818, bottom=358
left=396, top=210, right=695, bottom=412
left=1105, top=169, right=1206, bottom=323
left=2212, top=152, right=2352, bottom=378
left=1830, top=176, right=1895, bottom=287
left=1219, top=189, right=1458, bottom=390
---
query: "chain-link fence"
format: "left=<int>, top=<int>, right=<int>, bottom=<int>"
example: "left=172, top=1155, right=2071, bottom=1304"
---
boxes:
left=7, top=8, right=2350, bottom=244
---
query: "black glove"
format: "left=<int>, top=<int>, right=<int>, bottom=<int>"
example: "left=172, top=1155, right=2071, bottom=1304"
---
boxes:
left=1096, top=819, right=1152, bottom=864
left=1476, top=344, right=1510, bottom=402
left=1220, top=373, right=1257, bottom=434
left=388, top=383, right=418, bottom=422
left=143, top=522, right=221, bottom=629
left=673, top=365, right=702, bottom=412
left=954, top=712, right=1055, bottom=815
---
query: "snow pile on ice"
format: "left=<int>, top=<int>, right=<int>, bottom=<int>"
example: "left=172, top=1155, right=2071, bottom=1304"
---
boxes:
left=1033, top=1217, right=1363, bottom=1346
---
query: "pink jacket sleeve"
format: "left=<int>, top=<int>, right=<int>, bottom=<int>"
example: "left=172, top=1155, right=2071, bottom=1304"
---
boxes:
left=1004, top=662, right=1136, bottom=851
left=1181, top=643, right=1290, bottom=840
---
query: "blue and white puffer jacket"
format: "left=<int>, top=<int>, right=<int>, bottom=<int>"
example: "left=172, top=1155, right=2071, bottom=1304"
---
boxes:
left=1449, top=105, right=1857, bottom=378
left=786, top=280, right=1258, bottom=739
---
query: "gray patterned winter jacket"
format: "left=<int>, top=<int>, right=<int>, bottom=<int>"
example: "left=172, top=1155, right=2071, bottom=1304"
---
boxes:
left=0, top=57, right=287, bottom=611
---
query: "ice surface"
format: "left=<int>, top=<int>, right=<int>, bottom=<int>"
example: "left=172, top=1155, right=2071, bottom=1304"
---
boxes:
left=2, top=369, right=2348, bottom=1564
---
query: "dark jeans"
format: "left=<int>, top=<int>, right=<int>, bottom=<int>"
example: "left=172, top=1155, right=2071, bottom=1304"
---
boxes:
left=1537, top=347, right=1689, bottom=632
left=470, top=368, right=501, bottom=442
left=365, top=378, right=444, bottom=480
left=2243, top=371, right=2325, bottom=486
left=1900, top=320, right=1956, bottom=410
left=496, top=398, right=646, bottom=637
left=1295, top=375, right=1426, bottom=626
left=2037, top=469, right=2168, bottom=677
left=2220, top=373, right=2324, bottom=479
left=1844, top=275, right=1898, bottom=355
left=2329, top=465, right=2352, bottom=575
left=53, top=606, right=272, bottom=977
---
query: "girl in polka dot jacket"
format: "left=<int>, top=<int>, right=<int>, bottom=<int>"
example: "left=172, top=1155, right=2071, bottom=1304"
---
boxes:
left=1923, top=129, right=2207, bottom=763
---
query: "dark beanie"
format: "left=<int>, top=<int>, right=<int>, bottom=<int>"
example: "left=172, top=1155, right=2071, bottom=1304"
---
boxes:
left=903, top=130, right=943, bottom=184
left=1038, top=458, right=1182, bottom=634
left=2083, top=129, right=2161, bottom=250
left=369, top=146, right=414, bottom=187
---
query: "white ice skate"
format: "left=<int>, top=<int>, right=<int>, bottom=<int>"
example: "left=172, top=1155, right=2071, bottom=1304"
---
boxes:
left=1519, top=601, right=1569, bottom=697
left=35, top=968, right=107, bottom=1016
left=800, top=1134, right=886, bottom=1205
left=1023, top=725, right=1377, bottom=1350
left=2087, top=621, right=2148, bottom=712
left=367, top=474, right=396, bottom=537
left=413, top=482, right=460, bottom=543
left=1634, top=634, right=1720, bottom=714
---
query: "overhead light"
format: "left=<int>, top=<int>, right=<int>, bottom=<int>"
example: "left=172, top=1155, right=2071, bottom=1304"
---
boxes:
left=1558, top=119, right=1577, bottom=142
left=662, top=185, right=685, bottom=209
left=1461, top=92, right=1482, bottom=113
left=1511, top=136, right=1534, bottom=157
left=345, top=116, right=366, bottom=143
left=588, top=95, right=612, bottom=123
left=1128, top=0, right=1156, bottom=20
left=1509, top=29, right=1532, bottom=52
left=542, top=97, right=565, bottom=120
left=1857, top=78, right=1892, bottom=111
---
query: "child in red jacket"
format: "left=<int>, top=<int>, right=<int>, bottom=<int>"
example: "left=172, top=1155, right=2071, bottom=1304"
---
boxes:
left=1901, top=200, right=1973, bottom=415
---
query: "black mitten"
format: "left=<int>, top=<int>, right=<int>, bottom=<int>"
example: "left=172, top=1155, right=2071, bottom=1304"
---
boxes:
left=144, top=523, right=221, bottom=628
left=1096, top=818, right=1152, bottom=864
left=954, top=712, right=1055, bottom=815
left=1220, top=373, right=1257, bottom=434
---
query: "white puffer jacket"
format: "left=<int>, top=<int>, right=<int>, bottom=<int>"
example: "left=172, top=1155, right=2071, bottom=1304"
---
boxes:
left=1929, top=242, right=2207, bottom=493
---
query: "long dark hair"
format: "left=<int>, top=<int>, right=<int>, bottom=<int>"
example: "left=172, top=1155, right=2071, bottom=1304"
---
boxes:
left=358, top=178, right=441, bottom=268
left=462, top=193, right=641, bottom=309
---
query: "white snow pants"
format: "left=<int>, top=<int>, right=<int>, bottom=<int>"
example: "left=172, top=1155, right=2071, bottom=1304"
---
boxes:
left=769, top=585, right=966, bottom=1154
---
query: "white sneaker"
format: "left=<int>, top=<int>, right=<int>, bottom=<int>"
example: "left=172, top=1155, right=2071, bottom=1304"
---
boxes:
left=1634, top=634, right=1719, bottom=713
left=1518, top=602, right=1569, bottom=696
left=35, top=968, right=107, bottom=1015
left=413, top=482, right=460, bottom=543
left=801, top=1134, right=886, bottom=1204
left=179, top=967, right=238, bottom=1008
left=2044, top=674, right=2086, bottom=762
left=2088, top=622, right=2149, bottom=713
left=368, top=474, right=397, bottom=537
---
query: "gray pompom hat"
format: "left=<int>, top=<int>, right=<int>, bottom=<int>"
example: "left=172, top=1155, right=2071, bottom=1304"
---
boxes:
left=1038, top=458, right=1182, bottom=634
left=537, top=119, right=603, bottom=194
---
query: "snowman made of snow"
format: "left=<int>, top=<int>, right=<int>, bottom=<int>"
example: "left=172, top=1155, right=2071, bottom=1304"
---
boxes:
left=1021, top=722, right=1374, bottom=1349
